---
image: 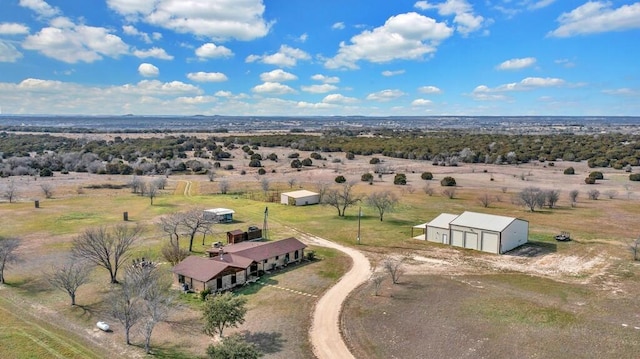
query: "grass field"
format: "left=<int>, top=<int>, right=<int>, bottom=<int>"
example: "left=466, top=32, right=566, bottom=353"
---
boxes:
left=1, top=154, right=640, bottom=357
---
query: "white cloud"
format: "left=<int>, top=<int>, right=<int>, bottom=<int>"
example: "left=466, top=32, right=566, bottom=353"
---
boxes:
left=549, top=2, right=640, bottom=37
left=138, top=63, right=159, bottom=77
left=195, top=43, right=234, bottom=59
left=22, top=18, right=129, bottom=63
left=471, top=77, right=566, bottom=100
left=366, top=89, right=405, bottom=102
left=176, top=95, right=217, bottom=104
left=325, top=12, right=452, bottom=69
left=418, top=85, right=442, bottom=94
left=332, top=22, right=345, bottom=30
left=415, top=0, right=486, bottom=36
left=106, top=0, right=272, bottom=41
left=382, top=70, right=405, bottom=77
left=322, top=94, right=358, bottom=104
left=251, top=82, right=296, bottom=95
left=187, top=72, right=228, bottom=82
left=0, top=41, right=24, bottom=62
left=412, top=98, right=433, bottom=106
left=122, top=80, right=202, bottom=96
left=0, top=23, right=30, bottom=35
left=527, top=0, right=556, bottom=10
left=247, top=45, right=310, bottom=67
left=260, top=69, right=297, bottom=82
left=311, top=74, right=340, bottom=83
left=602, top=88, right=639, bottom=96
left=298, top=33, right=308, bottom=42
left=133, top=47, right=173, bottom=60
left=496, top=57, right=536, bottom=70
left=19, top=0, right=60, bottom=18
left=122, top=25, right=152, bottom=43
left=554, top=58, right=576, bottom=68
left=301, top=84, right=338, bottom=94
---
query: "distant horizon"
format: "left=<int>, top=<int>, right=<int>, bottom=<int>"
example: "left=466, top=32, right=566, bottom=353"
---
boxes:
left=0, top=1, right=638, bottom=116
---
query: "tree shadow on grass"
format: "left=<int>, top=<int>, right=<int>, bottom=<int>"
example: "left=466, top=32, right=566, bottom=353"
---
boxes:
left=240, top=330, right=285, bottom=354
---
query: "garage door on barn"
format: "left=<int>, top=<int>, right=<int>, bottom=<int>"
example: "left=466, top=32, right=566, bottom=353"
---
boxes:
left=464, top=232, right=478, bottom=250
left=481, top=232, right=499, bottom=253
left=451, top=230, right=464, bottom=247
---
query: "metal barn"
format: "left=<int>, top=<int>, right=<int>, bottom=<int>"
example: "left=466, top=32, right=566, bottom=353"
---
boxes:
left=280, top=190, right=320, bottom=206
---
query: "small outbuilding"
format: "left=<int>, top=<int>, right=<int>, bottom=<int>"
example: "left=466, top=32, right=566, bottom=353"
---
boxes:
left=423, top=211, right=528, bottom=254
left=203, top=208, right=235, bottom=223
left=280, top=190, right=320, bottom=206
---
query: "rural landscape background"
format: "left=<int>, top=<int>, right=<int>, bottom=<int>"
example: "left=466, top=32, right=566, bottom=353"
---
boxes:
left=1, top=115, right=640, bottom=358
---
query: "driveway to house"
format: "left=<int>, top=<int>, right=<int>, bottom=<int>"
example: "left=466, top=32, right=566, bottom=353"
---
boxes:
left=297, top=232, right=371, bottom=359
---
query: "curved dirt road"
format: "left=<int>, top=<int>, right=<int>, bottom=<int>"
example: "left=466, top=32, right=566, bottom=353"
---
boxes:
left=297, top=232, right=371, bottom=359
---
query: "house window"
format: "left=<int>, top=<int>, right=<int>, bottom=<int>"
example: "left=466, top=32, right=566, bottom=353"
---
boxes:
left=294, top=250, right=299, bottom=260
left=263, top=259, right=268, bottom=264
left=275, top=256, right=279, bottom=260
left=178, top=275, right=185, bottom=283
left=216, top=277, right=222, bottom=289
left=231, top=274, right=237, bottom=285
left=285, top=253, right=290, bottom=262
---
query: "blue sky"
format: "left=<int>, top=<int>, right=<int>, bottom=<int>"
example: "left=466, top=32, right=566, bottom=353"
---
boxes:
left=0, top=0, right=638, bottom=116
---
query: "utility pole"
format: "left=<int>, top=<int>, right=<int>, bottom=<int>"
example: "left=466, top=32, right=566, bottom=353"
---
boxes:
left=357, top=206, right=361, bottom=245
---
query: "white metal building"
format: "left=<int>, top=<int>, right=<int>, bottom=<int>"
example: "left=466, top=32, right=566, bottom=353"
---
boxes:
left=203, top=208, right=235, bottom=223
left=280, top=190, right=320, bottom=206
left=424, top=211, right=528, bottom=254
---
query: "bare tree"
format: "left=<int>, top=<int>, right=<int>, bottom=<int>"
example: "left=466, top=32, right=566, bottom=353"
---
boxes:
left=569, top=189, right=579, bottom=207
left=161, top=241, right=190, bottom=266
left=218, top=179, right=230, bottom=194
left=40, top=183, right=54, bottom=199
left=423, top=184, right=434, bottom=196
left=545, top=189, right=560, bottom=209
left=207, top=170, right=216, bottom=182
left=478, top=193, right=492, bottom=208
left=0, top=237, right=20, bottom=284
left=2, top=180, right=18, bottom=203
left=109, top=270, right=144, bottom=345
left=366, top=190, right=398, bottom=221
left=129, top=175, right=143, bottom=194
left=518, top=187, right=546, bottom=211
left=72, top=225, right=141, bottom=283
left=287, top=178, right=297, bottom=188
left=146, top=181, right=159, bottom=205
left=159, top=213, right=183, bottom=246
left=633, top=238, right=640, bottom=261
left=323, top=182, right=362, bottom=217
left=49, top=258, right=92, bottom=305
left=153, top=177, right=167, bottom=190
left=370, top=273, right=385, bottom=296
left=181, top=209, right=214, bottom=252
left=587, top=189, right=600, bottom=200
left=260, top=178, right=270, bottom=198
left=604, top=190, right=618, bottom=199
left=314, top=181, right=329, bottom=202
left=441, top=187, right=457, bottom=199
left=383, top=256, right=405, bottom=284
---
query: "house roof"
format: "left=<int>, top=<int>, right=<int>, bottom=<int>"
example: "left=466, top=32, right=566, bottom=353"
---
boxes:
left=172, top=256, right=245, bottom=283
left=450, top=211, right=521, bottom=232
left=227, top=229, right=245, bottom=236
left=204, top=208, right=235, bottom=215
left=427, top=213, right=459, bottom=229
left=217, top=237, right=307, bottom=262
left=282, top=190, right=319, bottom=198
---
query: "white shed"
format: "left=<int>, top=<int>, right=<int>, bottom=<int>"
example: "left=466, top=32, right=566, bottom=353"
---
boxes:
left=281, top=190, right=320, bottom=206
left=425, top=213, right=458, bottom=244
left=423, top=211, right=528, bottom=254
left=203, top=208, right=235, bottom=223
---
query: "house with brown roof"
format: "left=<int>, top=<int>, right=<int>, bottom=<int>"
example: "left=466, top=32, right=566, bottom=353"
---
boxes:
left=172, top=237, right=307, bottom=292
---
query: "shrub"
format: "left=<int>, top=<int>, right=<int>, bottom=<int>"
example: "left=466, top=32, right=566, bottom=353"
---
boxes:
left=248, top=159, right=261, bottom=167
left=440, top=176, right=456, bottom=186
left=287, top=153, right=300, bottom=159
left=39, top=167, right=53, bottom=177
left=563, top=167, right=575, bottom=175
left=335, top=175, right=346, bottom=183
left=393, top=173, right=407, bottom=185
left=310, top=152, right=322, bottom=160
left=267, top=153, right=278, bottom=161
left=250, top=153, right=262, bottom=160
left=345, top=152, right=355, bottom=160
left=589, top=171, right=604, bottom=180
left=630, top=173, right=640, bottom=181
left=257, top=168, right=266, bottom=175
left=369, top=157, right=380, bottom=164
left=361, top=173, right=374, bottom=182
left=301, top=158, right=313, bottom=166
left=290, top=159, right=302, bottom=168
left=584, top=176, right=596, bottom=184
left=421, top=172, right=433, bottom=180
left=224, top=164, right=234, bottom=170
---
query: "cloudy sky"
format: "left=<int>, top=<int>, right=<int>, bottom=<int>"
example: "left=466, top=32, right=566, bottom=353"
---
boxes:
left=0, top=0, right=638, bottom=116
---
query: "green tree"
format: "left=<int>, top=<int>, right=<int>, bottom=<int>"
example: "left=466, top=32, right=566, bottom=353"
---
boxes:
left=440, top=176, right=456, bottom=187
left=361, top=173, right=374, bottom=183
left=335, top=175, right=346, bottom=184
left=563, top=167, right=575, bottom=175
left=393, top=173, right=407, bottom=185
left=203, top=293, right=248, bottom=338
left=206, top=334, right=262, bottom=359
left=421, top=172, right=433, bottom=180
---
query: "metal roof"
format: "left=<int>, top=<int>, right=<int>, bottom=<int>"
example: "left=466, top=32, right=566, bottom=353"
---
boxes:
left=449, top=211, right=519, bottom=232
left=281, top=190, right=319, bottom=198
left=427, top=213, right=459, bottom=229
left=204, top=208, right=235, bottom=215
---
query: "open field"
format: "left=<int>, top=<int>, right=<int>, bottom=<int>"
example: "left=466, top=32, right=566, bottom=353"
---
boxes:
left=1, top=140, right=640, bottom=358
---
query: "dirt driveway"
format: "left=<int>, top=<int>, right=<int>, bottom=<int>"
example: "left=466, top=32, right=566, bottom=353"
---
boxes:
left=295, top=231, right=371, bottom=359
